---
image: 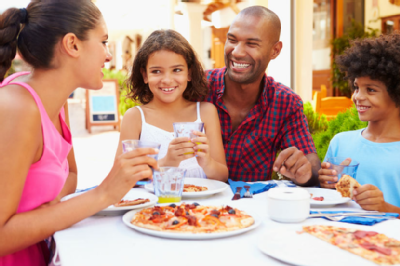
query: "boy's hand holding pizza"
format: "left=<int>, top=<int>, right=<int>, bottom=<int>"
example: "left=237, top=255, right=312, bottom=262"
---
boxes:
left=353, top=184, right=387, bottom=212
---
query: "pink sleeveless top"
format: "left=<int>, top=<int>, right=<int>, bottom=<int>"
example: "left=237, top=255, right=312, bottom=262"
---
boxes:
left=0, top=72, right=72, bottom=266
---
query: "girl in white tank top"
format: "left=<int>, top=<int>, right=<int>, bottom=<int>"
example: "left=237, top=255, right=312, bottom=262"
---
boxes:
left=136, top=103, right=206, bottom=178
left=115, top=29, right=228, bottom=182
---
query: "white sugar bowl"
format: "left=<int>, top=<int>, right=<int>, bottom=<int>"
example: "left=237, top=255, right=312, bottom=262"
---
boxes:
left=267, top=187, right=310, bottom=223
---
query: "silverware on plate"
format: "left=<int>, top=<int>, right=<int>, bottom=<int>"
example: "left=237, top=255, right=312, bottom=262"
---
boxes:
left=232, top=187, right=242, bottom=200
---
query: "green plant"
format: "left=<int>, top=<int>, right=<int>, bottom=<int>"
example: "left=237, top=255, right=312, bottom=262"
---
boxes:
left=331, top=20, right=378, bottom=97
left=312, top=107, right=367, bottom=161
left=102, top=69, right=140, bottom=116
left=303, top=102, right=328, bottom=134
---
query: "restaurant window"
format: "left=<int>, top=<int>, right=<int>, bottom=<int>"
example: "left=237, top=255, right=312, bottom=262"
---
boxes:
left=313, top=0, right=331, bottom=71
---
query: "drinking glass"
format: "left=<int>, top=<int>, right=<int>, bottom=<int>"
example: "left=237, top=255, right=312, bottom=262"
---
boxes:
left=121, top=139, right=161, bottom=185
left=153, top=167, right=186, bottom=203
left=173, top=122, right=204, bottom=154
left=326, top=157, right=359, bottom=182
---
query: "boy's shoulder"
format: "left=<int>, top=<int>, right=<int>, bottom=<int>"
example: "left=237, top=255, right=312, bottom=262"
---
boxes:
left=331, top=129, right=364, bottom=144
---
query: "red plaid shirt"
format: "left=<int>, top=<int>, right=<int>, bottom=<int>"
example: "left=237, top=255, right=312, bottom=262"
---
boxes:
left=206, top=68, right=316, bottom=182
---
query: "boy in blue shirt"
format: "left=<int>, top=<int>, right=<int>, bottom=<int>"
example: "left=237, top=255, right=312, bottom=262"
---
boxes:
left=318, top=33, right=400, bottom=215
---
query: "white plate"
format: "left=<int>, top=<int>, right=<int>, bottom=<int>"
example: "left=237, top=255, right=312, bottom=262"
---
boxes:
left=145, top=177, right=229, bottom=198
left=61, top=189, right=158, bottom=216
left=258, top=224, right=383, bottom=266
left=303, top=187, right=351, bottom=207
left=122, top=207, right=261, bottom=240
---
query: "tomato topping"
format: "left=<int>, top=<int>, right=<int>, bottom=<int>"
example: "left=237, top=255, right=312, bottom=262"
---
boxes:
left=354, top=230, right=378, bottom=239
left=312, top=197, right=324, bottom=201
left=203, top=215, right=225, bottom=227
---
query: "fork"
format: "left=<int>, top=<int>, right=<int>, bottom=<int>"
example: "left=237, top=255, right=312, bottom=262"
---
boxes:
left=243, top=186, right=253, bottom=198
left=323, top=215, right=397, bottom=222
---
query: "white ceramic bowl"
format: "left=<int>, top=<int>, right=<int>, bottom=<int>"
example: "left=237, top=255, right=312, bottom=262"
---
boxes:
left=267, top=187, right=310, bottom=223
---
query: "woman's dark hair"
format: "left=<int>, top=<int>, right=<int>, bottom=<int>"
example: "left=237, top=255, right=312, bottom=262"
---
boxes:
left=126, top=29, right=208, bottom=104
left=0, top=0, right=102, bottom=81
left=336, top=32, right=400, bottom=107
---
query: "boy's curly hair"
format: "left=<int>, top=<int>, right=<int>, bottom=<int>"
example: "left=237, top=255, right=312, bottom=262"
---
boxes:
left=126, top=29, right=208, bottom=104
left=336, top=32, right=400, bottom=107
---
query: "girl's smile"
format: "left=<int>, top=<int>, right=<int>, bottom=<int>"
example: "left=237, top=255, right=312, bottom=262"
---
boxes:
left=142, top=50, right=191, bottom=104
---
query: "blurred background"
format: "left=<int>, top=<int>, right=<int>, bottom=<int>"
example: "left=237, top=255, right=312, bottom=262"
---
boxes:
left=1, top=0, right=399, bottom=187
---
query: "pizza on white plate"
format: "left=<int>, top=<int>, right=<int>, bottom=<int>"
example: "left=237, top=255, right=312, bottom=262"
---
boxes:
left=130, top=203, right=254, bottom=233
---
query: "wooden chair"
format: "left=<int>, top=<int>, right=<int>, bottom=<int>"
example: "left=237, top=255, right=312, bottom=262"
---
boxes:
left=312, top=85, right=354, bottom=120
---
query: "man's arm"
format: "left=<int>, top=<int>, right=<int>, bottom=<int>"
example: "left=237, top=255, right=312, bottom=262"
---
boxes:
left=303, top=153, right=320, bottom=186
left=273, top=94, right=321, bottom=186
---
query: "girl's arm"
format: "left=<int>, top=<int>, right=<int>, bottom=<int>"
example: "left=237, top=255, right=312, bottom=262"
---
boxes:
left=0, top=96, right=157, bottom=256
left=114, top=107, right=142, bottom=160
left=193, top=102, right=228, bottom=182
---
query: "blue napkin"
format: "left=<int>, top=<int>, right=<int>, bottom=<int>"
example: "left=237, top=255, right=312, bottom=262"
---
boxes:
left=75, top=185, right=97, bottom=193
left=310, top=211, right=399, bottom=226
left=228, top=179, right=277, bottom=198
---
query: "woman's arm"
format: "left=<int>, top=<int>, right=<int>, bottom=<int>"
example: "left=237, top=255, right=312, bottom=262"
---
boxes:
left=0, top=96, right=157, bottom=256
left=114, top=107, right=142, bottom=160
left=193, top=102, right=228, bottom=182
left=55, top=102, right=78, bottom=201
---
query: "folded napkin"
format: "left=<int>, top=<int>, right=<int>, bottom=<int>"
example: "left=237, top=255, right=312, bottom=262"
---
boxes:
left=228, top=179, right=277, bottom=198
left=310, top=211, right=399, bottom=226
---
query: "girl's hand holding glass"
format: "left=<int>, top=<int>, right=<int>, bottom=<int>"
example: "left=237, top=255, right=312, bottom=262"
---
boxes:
left=159, top=137, right=195, bottom=167
left=191, top=131, right=212, bottom=168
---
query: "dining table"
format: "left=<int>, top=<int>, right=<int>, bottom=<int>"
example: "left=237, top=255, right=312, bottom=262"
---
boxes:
left=54, top=181, right=400, bottom=266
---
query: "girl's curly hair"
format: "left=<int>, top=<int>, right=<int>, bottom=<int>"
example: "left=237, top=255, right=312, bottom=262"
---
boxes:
left=336, top=32, right=400, bottom=107
left=126, top=29, right=208, bottom=104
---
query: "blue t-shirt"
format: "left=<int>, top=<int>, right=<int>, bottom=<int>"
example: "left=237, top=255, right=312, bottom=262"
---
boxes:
left=324, top=129, right=400, bottom=207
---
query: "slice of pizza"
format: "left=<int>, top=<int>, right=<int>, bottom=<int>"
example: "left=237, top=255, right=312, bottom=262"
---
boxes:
left=303, top=225, right=400, bottom=265
left=183, top=184, right=208, bottom=192
left=335, top=174, right=361, bottom=198
left=114, top=198, right=150, bottom=207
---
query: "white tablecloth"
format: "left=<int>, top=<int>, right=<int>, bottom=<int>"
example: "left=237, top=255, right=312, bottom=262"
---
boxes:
left=54, top=184, right=400, bottom=266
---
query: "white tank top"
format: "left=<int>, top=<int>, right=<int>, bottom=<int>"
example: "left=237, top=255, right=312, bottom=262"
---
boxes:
left=136, top=102, right=207, bottom=179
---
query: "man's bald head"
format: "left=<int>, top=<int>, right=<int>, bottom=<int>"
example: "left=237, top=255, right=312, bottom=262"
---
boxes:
left=236, top=6, right=281, bottom=42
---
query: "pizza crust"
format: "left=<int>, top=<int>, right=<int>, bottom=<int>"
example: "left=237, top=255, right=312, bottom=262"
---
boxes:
left=335, top=175, right=360, bottom=198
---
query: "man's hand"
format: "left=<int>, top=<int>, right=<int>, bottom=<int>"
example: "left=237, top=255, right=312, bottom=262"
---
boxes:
left=273, top=147, right=313, bottom=185
left=353, top=184, right=387, bottom=212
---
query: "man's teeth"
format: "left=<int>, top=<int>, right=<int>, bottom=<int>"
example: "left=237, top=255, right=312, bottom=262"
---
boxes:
left=233, top=62, right=250, bottom=68
left=161, top=87, right=175, bottom=92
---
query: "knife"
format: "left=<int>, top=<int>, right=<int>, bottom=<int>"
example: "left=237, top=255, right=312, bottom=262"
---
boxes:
left=231, top=187, right=242, bottom=200
left=309, top=212, right=387, bottom=218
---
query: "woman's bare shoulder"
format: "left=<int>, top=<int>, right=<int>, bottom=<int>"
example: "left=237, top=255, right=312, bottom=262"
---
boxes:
left=0, top=84, right=41, bottom=122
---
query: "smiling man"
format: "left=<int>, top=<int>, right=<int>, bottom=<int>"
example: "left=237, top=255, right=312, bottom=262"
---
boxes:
left=205, top=6, right=320, bottom=185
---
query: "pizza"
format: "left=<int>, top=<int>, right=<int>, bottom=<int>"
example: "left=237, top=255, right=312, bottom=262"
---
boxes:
left=303, top=225, right=400, bottom=265
left=336, top=174, right=361, bottom=198
left=130, top=203, right=254, bottom=233
left=114, top=198, right=150, bottom=207
left=183, top=184, right=208, bottom=192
